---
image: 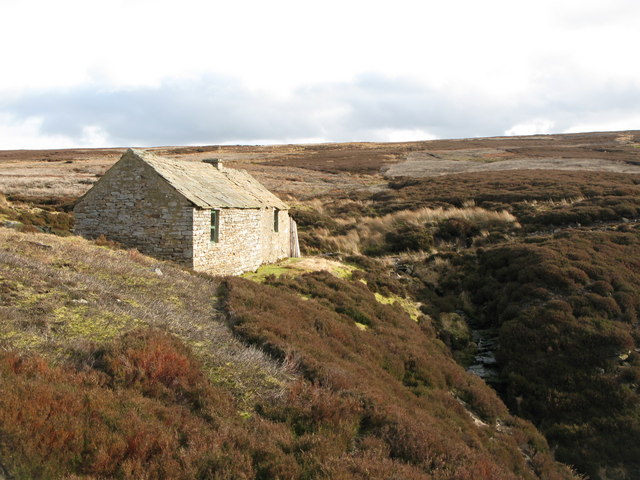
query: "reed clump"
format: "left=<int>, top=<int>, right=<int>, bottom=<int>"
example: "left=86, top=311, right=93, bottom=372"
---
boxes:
left=308, top=206, right=519, bottom=255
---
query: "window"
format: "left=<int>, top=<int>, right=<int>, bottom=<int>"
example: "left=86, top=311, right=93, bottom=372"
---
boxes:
left=210, top=210, right=219, bottom=242
left=273, top=209, right=279, bottom=232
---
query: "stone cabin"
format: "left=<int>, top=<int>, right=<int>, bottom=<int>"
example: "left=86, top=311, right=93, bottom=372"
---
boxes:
left=74, top=148, right=299, bottom=275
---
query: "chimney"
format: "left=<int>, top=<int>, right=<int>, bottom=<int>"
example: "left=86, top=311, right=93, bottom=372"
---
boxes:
left=203, top=158, right=223, bottom=170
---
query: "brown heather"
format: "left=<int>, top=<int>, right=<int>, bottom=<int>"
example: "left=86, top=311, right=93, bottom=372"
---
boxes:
left=220, top=272, right=581, bottom=480
left=0, top=226, right=580, bottom=479
left=454, top=229, right=640, bottom=479
left=5, top=134, right=639, bottom=479
left=290, top=161, right=640, bottom=480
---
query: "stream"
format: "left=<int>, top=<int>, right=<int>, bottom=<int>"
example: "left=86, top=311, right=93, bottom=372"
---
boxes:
left=458, top=308, right=503, bottom=389
left=467, top=328, right=500, bottom=382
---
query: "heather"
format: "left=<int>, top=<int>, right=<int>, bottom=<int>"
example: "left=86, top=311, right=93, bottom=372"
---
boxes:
left=4, top=134, right=640, bottom=479
left=220, top=273, right=579, bottom=480
left=291, top=166, right=640, bottom=479
left=0, top=227, right=288, bottom=406
left=455, top=230, right=640, bottom=479
left=0, top=227, right=580, bottom=479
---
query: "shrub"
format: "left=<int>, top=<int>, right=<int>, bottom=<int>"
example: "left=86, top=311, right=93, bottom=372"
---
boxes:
left=221, top=273, right=578, bottom=480
left=457, top=231, right=640, bottom=478
left=0, top=344, right=251, bottom=479
left=436, top=217, right=480, bottom=242
left=384, top=221, right=433, bottom=253
left=96, top=329, right=233, bottom=415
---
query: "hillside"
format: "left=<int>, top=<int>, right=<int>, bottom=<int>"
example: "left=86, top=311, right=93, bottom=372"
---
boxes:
left=0, top=227, right=577, bottom=479
left=1, top=130, right=640, bottom=479
left=292, top=166, right=640, bottom=479
left=1, top=130, right=639, bottom=203
left=461, top=231, right=640, bottom=478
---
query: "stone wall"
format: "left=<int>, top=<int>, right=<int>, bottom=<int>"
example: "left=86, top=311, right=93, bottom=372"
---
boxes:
left=261, top=207, right=292, bottom=263
left=74, top=151, right=194, bottom=264
left=75, top=150, right=293, bottom=276
left=192, top=206, right=291, bottom=275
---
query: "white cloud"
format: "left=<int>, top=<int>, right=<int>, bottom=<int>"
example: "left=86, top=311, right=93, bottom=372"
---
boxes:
left=0, top=114, right=112, bottom=149
left=0, top=115, right=75, bottom=149
left=563, top=115, right=640, bottom=134
left=79, top=125, right=111, bottom=147
left=2, top=72, right=640, bottom=149
left=378, top=128, right=438, bottom=143
left=2, top=0, right=639, bottom=95
left=505, top=119, right=555, bottom=136
left=218, top=137, right=329, bottom=146
left=1, top=0, right=640, bottom=147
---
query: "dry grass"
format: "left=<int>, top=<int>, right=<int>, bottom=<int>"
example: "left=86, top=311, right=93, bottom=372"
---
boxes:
left=0, top=175, right=94, bottom=198
left=0, top=154, right=111, bottom=198
left=1, top=130, right=638, bottom=202
left=520, top=195, right=587, bottom=213
left=319, top=206, right=519, bottom=255
left=0, top=227, right=292, bottom=406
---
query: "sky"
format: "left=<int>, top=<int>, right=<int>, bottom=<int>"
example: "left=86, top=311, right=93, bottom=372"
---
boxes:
left=0, top=0, right=639, bottom=149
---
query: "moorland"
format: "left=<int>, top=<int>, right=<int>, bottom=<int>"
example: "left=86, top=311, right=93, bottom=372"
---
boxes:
left=0, top=130, right=639, bottom=479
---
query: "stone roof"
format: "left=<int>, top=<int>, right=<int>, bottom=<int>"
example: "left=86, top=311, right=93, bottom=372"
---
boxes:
left=129, top=149, right=288, bottom=210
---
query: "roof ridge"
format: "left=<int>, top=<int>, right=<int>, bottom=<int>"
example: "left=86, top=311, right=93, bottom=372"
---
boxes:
left=130, top=149, right=288, bottom=210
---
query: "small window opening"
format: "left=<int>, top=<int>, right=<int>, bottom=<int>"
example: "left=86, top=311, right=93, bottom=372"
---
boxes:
left=211, top=210, right=220, bottom=242
left=274, top=209, right=280, bottom=232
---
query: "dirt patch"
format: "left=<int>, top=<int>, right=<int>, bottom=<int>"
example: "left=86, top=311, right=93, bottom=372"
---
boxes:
left=386, top=154, right=640, bottom=178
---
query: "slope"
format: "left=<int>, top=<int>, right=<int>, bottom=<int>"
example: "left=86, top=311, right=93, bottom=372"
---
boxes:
left=0, top=227, right=578, bottom=479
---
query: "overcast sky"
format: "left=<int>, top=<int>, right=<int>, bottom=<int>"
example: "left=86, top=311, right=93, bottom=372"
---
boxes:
left=1, top=0, right=639, bottom=149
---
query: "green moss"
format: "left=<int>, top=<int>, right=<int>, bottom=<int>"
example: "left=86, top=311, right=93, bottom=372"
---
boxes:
left=332, top=264, right=359, bottom=279
left=242, top=260, right=300, bottom=283
left=374, top=292, right=422, bottom=322
left=123, top=298, right=142, bottom=308
left=123, top=275, right=161, bottom=288
left=53, top=306, right=142, bottom=342
left=243, top=257, right=361, bottom=283
left=243, top=265, right=284, bottom=282
left=16, top=290, right=69, bottom=312
left=166, top=295, right=184, bottom=307
left=0, top=329, right=47, bottom=350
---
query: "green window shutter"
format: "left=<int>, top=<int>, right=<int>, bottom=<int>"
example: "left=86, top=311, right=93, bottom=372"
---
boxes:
left=211, top=210, right=219, bottom=243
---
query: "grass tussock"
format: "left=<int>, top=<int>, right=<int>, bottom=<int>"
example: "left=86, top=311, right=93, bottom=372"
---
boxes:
left=376, top=170, right=640, bottom=231
left=303, top=206, right=518, bottom=255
